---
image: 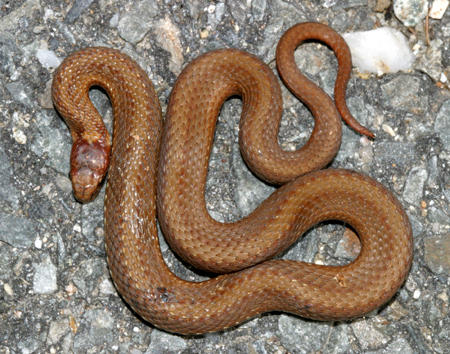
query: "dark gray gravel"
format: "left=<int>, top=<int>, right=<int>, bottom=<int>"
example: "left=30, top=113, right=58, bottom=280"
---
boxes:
left=0, top=0, right=449, bottom=353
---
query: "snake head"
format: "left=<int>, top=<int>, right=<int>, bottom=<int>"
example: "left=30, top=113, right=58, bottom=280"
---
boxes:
left=70, top=139, right=110, bottom=203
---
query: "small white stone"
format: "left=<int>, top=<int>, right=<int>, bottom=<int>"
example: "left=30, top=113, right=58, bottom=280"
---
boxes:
left=12, top=127, right=27, bottom=144
left=33, top=259, right=57, bottom=294
left=413, top=289, right=421, bottom=299
left=343, top=27, right=414, bottom=75
left=35, top=237, right=43, bottom=249
left=429, top=0, right=449, bottom=19
left=4, top=283, right=14, bottom=296
left=382, top=124, right=396, bottom=137
left=44, top=8, right=54, bottom=20
left=73, top=224, right=82, bottom=233
left=99, top=278, right=116, bottom=295
left=36, top=49, right=62, bottom=69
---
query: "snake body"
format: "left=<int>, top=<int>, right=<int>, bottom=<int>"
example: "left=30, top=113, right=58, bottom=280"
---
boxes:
left=52, top=23, right=413, bottom=334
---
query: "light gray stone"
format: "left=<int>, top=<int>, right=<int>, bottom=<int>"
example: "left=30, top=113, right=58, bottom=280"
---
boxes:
left=145, top=329, right=187, bottom=354
left=367, top=336, right=414, bottom=353
left=47, top=318, right=70, bottom=345
left=117, top=1, right=159, bottom=44
left=0, top=213, right=35, bottom=248
left=278, top=315, right=332, bottom=353
left=73, top=309, right=115, bottom=350
left=424, top=234, right=450, bottom=274
left=352, top=320, right=388, bottom=350
left=0, top=0, right=40, bottom=32
left=375, top=141, right=415, bottom=169
left=0, top=31, right=19, bottom=77
left=65, top=0, right=95, bottom=23
left=434, top=100, right=450, bottom=150
left=394, top=0, right=428, bottom=26
left=33, top=258, right=57, bottom=294
left=403, top=166, right=428, bottom=205
left=252, top=0, right=267, bottom=21
left=381, top=75, right=428, bottom=114
left=6, top=81, right=33, bottom=107
left=31, top=111, right=71, bottom=175
left=0, top=145, right=19, bottom=207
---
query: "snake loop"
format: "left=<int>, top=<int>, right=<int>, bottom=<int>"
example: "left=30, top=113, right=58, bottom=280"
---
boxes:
left=52, top=22, right=412, bottom=334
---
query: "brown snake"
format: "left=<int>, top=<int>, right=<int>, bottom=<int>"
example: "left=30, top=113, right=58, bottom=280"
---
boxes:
left=52, top=22, right=413, bottom=334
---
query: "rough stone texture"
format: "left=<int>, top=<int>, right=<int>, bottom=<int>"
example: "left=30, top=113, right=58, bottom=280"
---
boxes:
left=32, top=257, right=57, bottom=294
left=424, top=233, right=450, bottom=274
left=393, top=0, right=429, bottom=26
left=0, top=0, right=448, bottom=353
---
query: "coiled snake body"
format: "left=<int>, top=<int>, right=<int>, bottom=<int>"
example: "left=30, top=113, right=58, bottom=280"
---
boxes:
left=52, top=23, right=413, bottom=334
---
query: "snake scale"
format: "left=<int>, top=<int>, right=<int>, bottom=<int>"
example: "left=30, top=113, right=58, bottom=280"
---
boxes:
left=52, top=22, right=413, bottom=334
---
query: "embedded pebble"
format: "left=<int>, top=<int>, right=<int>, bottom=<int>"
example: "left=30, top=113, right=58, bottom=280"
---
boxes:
left=278, top=316, right=332, bottom=353
left=117, top=1, right=159, bottom=43
left=403, top=167, right=428, bottom=205
left=146, top=329, right=188, bottom=353
left=352, top=320, right=389, bottom=350
left=73, top=309, right=115, bottom=350
left=434, top=100, right=450, bottom=149
left=65, top=0, right=95, bottom=23
left=393, top=0, right=429, bottom=26
left=6, top=82, right=33, bottom=107
left=381, top=75, right=427, bottom=114
left=367, top=337, right=414, bottom=353
left=424, top=234, right=450, bottom=274
left=154, top=17, right=184, bottom=74
left=33, top=258, right=57, bottom=294
left=36, top=49, right=61, bottom=69
left=47, top=318, right=70, bottom=345
left=12, top=127, right=27, bottom=144
left=0, top=213, right=35, bottom=248
left=429, top=0, right=449, bottom=19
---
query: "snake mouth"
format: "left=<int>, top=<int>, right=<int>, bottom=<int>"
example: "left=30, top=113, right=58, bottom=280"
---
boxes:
left=71, top=167, right=103, bottom=203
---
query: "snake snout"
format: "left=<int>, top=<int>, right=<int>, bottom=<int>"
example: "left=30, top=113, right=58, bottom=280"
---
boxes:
left=71, top=166, right=103, bottom=202
left=70, top=139, right=110, bottom=203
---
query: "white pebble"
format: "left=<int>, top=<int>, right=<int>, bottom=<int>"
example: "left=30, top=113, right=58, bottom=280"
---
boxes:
left=343, top=27, right=414, bottom=75
left=44, top=8, right=54, bottom=21
left=33, top=260, right=57, bottom=294
left=413, top=289, right=421, bottom=299
left=35, top=237, right=43, bottom=249
left=12, top=127, right=27, bottom=144
left=4, top=283, right=14, bottom=296
left=429, top=0, right=449, bottom=19
left=382, top=123, right=396, bottom=137
left=36, top=49, right=62, bottom=69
